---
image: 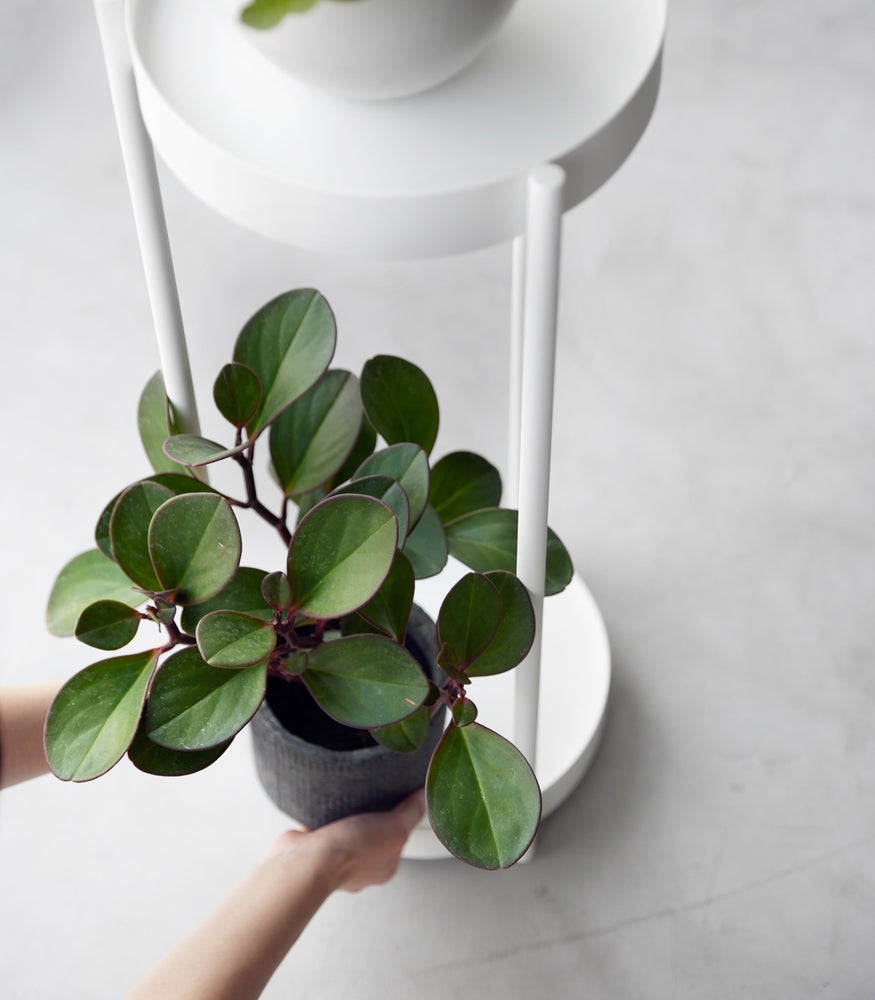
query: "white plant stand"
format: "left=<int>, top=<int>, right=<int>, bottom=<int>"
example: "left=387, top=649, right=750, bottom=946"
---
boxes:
left=93, top=0, right=667, bottom=859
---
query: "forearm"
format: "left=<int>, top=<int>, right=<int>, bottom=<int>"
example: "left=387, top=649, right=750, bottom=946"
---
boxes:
left=0, top=682, right=62, bottom=788
left=123, top=836, right=340, bottom=1000
left=124, top=792, right=423, bottom=1000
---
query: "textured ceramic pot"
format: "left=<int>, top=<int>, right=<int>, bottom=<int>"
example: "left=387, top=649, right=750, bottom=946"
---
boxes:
left=250, top=604, right=444, bottom=827
left=233, top=0, right=519, bottom=100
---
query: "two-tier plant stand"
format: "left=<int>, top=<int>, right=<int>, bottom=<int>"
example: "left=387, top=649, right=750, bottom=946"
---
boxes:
left=92, top=0, right=667, bottom=858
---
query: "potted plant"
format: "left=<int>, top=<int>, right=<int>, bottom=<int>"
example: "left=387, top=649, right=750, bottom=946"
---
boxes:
left=233, top=0, right=520, bottom=101
left=44, top=288, right=572, bottom=869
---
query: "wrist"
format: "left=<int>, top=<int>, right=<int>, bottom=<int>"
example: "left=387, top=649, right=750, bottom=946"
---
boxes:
left=267, top=830, right=351, bottom=895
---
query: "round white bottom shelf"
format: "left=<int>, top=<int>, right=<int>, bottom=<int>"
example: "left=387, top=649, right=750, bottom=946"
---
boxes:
left=405, top=560, right=611, bottom=860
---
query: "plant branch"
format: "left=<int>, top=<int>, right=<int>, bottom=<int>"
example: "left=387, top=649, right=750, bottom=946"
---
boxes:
left=233, top=446, right=293, bottom=545
left=160, top=618, right=196, bottom=653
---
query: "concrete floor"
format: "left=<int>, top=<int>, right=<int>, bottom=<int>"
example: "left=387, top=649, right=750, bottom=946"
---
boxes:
left=2, top=0, right=874, bottom=996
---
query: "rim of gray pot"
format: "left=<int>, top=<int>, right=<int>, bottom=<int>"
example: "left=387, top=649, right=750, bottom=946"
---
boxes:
left=257, top=603, right=440, bottom=759
left=250, top=603, right=445, bottom=826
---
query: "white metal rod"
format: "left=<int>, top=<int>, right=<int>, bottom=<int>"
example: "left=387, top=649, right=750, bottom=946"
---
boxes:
left=92, top=0, right=200, bottom=435
left=514, top=164, right=565, bottom=775
left=507, top=235, right=526, bottom=508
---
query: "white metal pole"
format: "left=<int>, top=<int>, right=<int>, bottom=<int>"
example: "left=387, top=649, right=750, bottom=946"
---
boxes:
left=92, top=0, right=200, bottom=435
left=514, top=164, right=565, bottom=775
left=507, top=235, right=526, bottom=507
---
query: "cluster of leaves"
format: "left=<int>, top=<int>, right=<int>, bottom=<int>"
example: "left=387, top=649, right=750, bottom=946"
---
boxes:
left=45, top=289, right=573, bottom=869
left=240, top=0, right=362, bottom=30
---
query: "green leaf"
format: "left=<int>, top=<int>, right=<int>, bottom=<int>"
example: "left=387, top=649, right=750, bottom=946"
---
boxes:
left=240, top=0, right=319, bottom=29
left=303, top=634, right=428, bottom=729
left=149, top=494, right=242, bottom=605
left=355, top=444, right=429, bottom=528
left=371, top=704, right=431, bottom=753
left=45, top=650, right=159, bottom=781
left=97, top=474, right=216, bottom=559
left=292, top=486, right=327, bottom=524
left=445, top=508, right=573, bottom=596
left=163, top=434, right=250, bottom=468
left=145, top=646, right=266, bottom=750
left=180, top=567, right=271, bottom=633
left=146, top=473, right=217, bottom=496
left=279, top=649, right=309, bottom=677
left=196, top=611, right=276, bottom=668
left=327, top=418, right=377, bottom=489
left=436, top=641, right=468, bottom=684
left=423, top=680, right=441, bottom=708
left=138, top=371, right=189, bottom=476
left=46, top=549, right=140, bottom=637
left=356, top=550, right=415, bottom=643
left=269, top=369, right=362, bottom=496
left=213, top=362, right=261, bottom=429
left=402, top=503, right=448, bottom=579
left=437, top=573, right=501, bottom=671
left=148, top=597, right=177, bottom=625
left=287, top=495, right=397, bottom=619
left=128, top=724, right=232, bottom=777
left=465, top=571, right=535, bottom=677
left=75, top=600, right=141, bottom=651
left=426, top=722, right=541, bottom=869
left=430, top=451, right=502, bottom=523
left=261, top=571, right=292, bottom=611
left=452, top=697, right=478, bottom=727
left=360, top=355, right=439, bottom=454
left=109, top=481, right=174, bottom=591
left=331, top=474, right=410, bottom=543
left=95, top=491, right=122, bottom=559
left=337, top=611, right=380, bottom=638
left=233, top=289, right=336, bottom=437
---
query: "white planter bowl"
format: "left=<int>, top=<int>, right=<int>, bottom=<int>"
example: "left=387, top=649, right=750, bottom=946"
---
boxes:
left=232, top=0, right=519, bottom=101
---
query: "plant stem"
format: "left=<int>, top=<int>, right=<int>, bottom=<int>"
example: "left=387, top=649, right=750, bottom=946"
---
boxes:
left=442, top=679, right=466, bottom=706
left=234, top=446, right=293, bottom=545
left=160, top=618, right=196, bottom=652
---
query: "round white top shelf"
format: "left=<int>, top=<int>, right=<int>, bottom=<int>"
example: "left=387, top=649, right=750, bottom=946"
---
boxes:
left=128, top=0, right=666, bottom=258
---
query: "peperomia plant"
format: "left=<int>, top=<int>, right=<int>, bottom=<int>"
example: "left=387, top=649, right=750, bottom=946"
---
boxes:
left=240, top=0, right=363, bottom=29
left=45, top=289, right=573, bottom=869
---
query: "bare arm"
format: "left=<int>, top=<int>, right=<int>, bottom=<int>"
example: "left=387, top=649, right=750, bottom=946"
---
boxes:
left=0, top=682, right=62, bottom=788
left=124, top=790, right=426, bottom=1000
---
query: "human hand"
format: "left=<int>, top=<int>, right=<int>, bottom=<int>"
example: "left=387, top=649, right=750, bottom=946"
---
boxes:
left=0, top=682, right=63, bottom=789
left=268, top=789, right=426, bottom=893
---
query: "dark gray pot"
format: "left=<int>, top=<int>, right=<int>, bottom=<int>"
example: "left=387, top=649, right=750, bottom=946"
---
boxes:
left=251, top=604, right=444, bottom=828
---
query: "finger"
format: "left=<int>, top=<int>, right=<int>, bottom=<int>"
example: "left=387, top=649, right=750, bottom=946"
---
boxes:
left=392, top=788, right=426, bottom=833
